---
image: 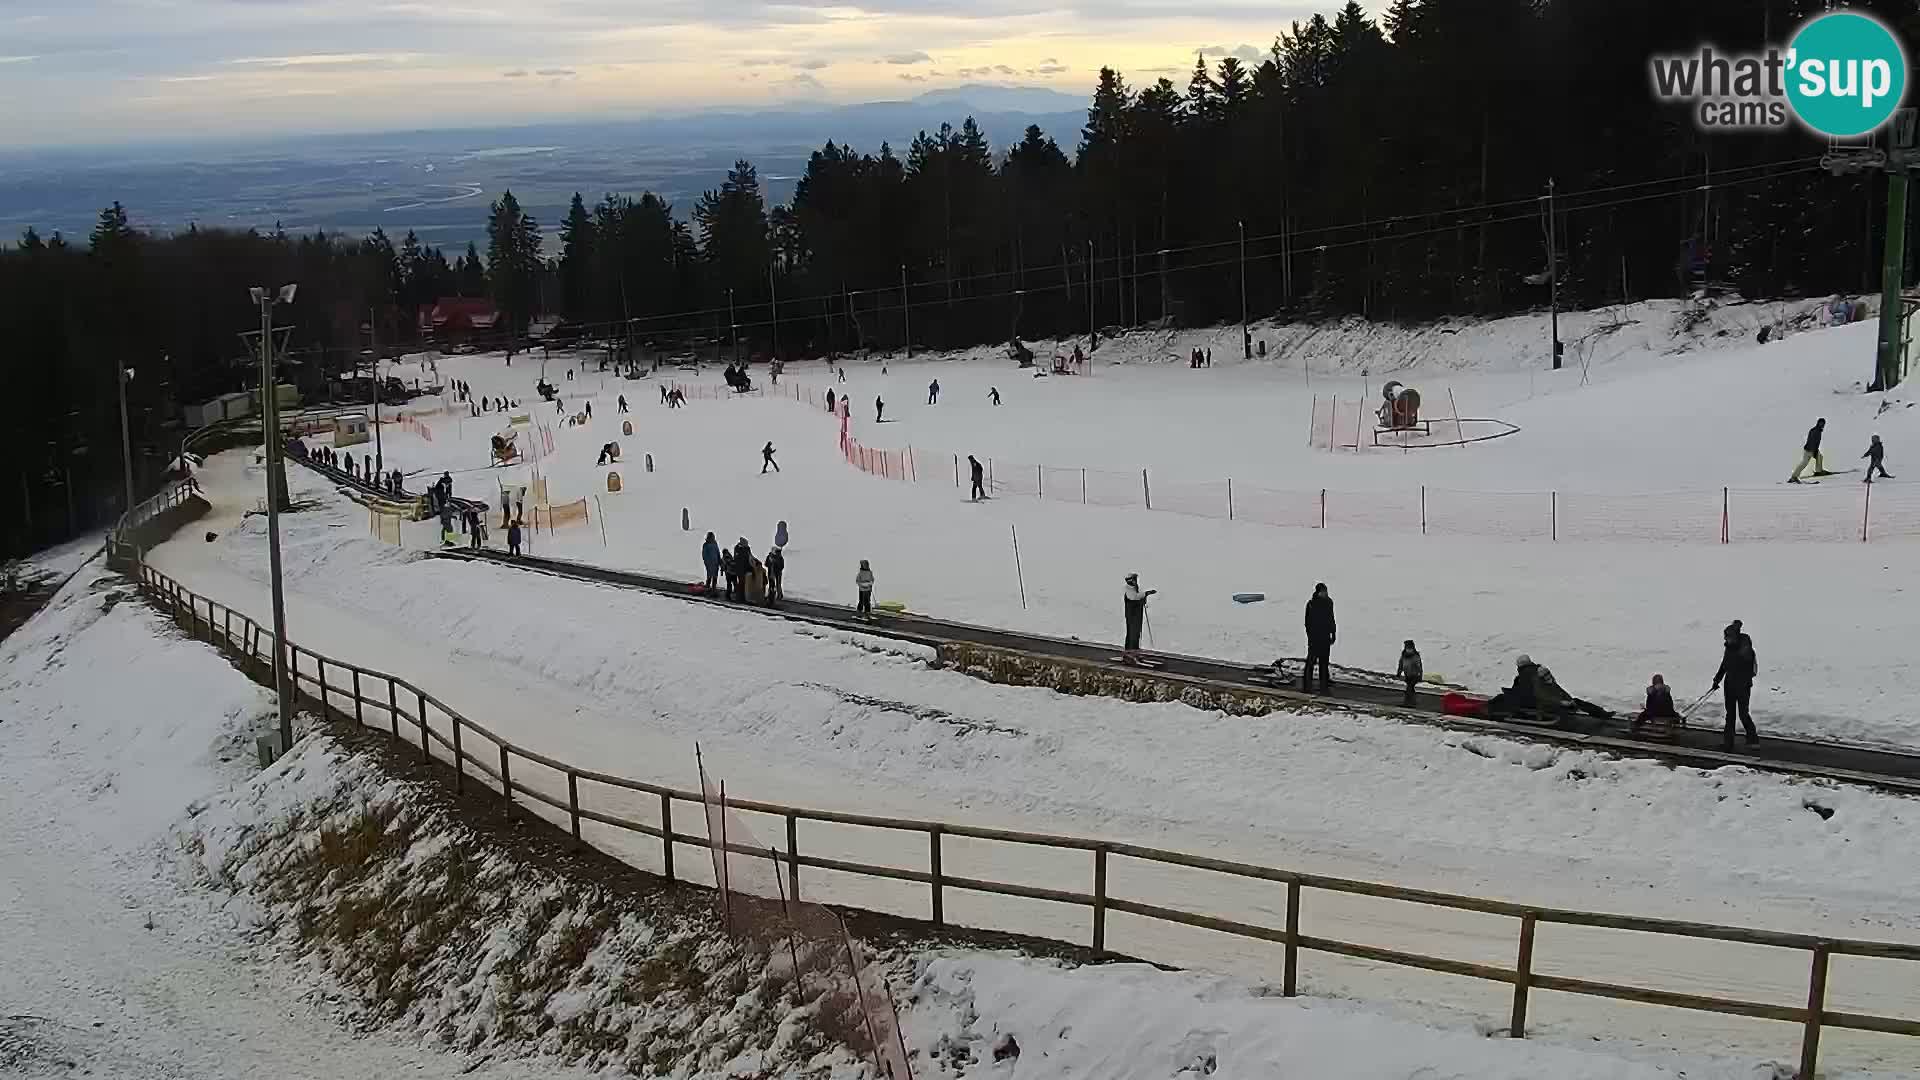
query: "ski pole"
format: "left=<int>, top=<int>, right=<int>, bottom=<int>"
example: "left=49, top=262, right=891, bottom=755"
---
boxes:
left=1145, top=610, right=1155, bottom=649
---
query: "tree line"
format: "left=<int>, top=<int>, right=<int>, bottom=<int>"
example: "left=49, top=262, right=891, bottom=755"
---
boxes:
left=4, top=0, right=1915, bottom=556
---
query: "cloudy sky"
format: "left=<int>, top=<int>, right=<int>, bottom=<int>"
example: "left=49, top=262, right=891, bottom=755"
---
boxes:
left=0, top=0, right=1321, bottom=149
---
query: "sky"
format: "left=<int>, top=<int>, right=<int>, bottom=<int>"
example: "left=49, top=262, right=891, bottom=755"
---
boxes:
left=0, top=0, right=1328, bottom=149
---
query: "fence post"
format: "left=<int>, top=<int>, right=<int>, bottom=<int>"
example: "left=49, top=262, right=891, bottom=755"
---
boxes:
left=1862, top=479, right=1872, bottom=543
left=1283, top=880, right=1301, bottom=996
left=1093, top=847, right=1108, bottom=953
left=1800, top=944, right=1831, bottom=1079
left=316, top=657, right=327, bottom=711
left=1081, top=468, right=1087, bottom=504
left=1510, top=912, right=1537, bottom=1037
left=1037, top=464, right=1043, bottom=499
left=1227, top=478, right=1234, bottom=521
left=660, top=793, right=675, bottom=881
left=1721, top=486, right=1730, bottom=544
left=352, top=670, right=363, bottom=723
left=1421, top=485, right=1427, bottom=535
left=954, top=454, right=959, bottom=488
left=568, top=771, right=581, bottom=847
left=415, top=690, right=429, bottom=763
left=1319, top=489, right=1327, bottom=529
left=451, top=718, right=464, bottom=794
left=224, top=609, right=232, bottom=646
left=929, top=827, right=945, bottom=925
left=787, top=814, right=800, bottom=900
left=388, top=681, right=400, bottom=740
left=1142, top=469, right=1152, bottom=510
left=1550, top=491, right=1558, bottom=542
left=498, top=744, right=512, bottom=811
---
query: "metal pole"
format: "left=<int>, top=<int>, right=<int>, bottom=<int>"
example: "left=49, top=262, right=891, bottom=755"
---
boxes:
left=768, top=263, right=780, bottom=363
left=116, top=363, right=134, bottom=515
left=371, top=306, right=383, bottom=474
left=1548, top=178, right=1561, bottom=370
left=727, top=288, right=738, bottom=366
left=1878, top=173, right=1909, bottom=390
left=1087, top=238, right=1096, bottom=353
left=901, top=264, right=911, bottom=360
left=259, top=292, right=293, bottom=754
left=1239, top=220, right=1250, bottom=359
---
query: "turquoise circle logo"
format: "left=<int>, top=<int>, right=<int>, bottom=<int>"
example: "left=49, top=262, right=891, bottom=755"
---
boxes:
left=1786, top=12, right=1907, bottom=137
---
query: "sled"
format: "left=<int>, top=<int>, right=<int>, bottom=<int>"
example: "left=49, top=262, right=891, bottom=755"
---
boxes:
left=875, top=600, right=907, bottom=613
left=1231, top=592, right=1266, bottom=604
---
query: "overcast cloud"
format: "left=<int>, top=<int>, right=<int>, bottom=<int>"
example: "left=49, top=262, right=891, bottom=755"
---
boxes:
left=0, top=0, right=1320, bottom=147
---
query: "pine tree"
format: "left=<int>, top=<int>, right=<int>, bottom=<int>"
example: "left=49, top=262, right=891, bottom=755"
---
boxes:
left=558, top=192, right=596, bottom=319
left=485, top=190, right=541, bottom=330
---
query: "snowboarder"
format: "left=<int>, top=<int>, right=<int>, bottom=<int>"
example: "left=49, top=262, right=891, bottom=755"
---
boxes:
left=969, top=455, right=986, bottom=501
left=762, top=441, right=780, bottom=473
left=855, top=559, right=875, bottom=618
left=1710, top=620, right=1760, bottom=748
left=1396, top=640, right=1423, bottom=707
left=928, top=379, right=940, bottom=405
left=507, top=519, right=523, bottom=556
left=875, top=396, right=886, bottom=423
left=1122, top=573, right=1155, bottom=658
left=618, top=394, right=628, bottom=413
left=826, top=388, right=836, bottom=413
left=1632, top=674, right=1680, bottom=732
left=1788, top=418, right=1827, bottom=482
left=702, top=532, right=721, bottom=592
left=766, top=545, right=785, bottom=604
left=1303, top=583, right=1335, bottom=693
left=989, top=387, right=1001, bottom=406
left=1865, top=434, right=1894, bottom=480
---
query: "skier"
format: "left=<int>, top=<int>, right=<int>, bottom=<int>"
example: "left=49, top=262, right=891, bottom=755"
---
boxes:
left=969, top=455, right=986, bottom=501
left=826, top=388, right=836, bottom=413
left=1122, top=574, right=1155, bottom=660
left=618, top=394, right=628, bottom=413
left=875, top=396, right=886, bottom=423
left=702, top=532, right=722, bottom=592
left=1632, top=674, right=1680, bottom=732
left=555, top=397, right=565, bottom=415
left=762, top=441, right=780, bottom=473
left=989, top=387, right=1001, bottom=406
left=838, top=367, right=847, bottom=383
left=928, top=379, right=940, bottom=405
left=1710, top=620, right=1760, bottom=748
left=1788, top=418, right=1827, bottom=483
left=766, top=545, right=785, bottom=604
left=855, top=559, right=875, bottom=618
left=585, top=400, right=593, bottom=419
left=1864, top=434, right=1894, bottom=481
left=660, top=384, right=670, bottom=405
left=507, top=518, right=523, bottom=556
left=1302, top=583, right=1335, bottom=693
left=1396, top=640, right=1423, bottom=707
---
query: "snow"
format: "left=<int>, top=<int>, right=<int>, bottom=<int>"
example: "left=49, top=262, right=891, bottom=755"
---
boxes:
left=147, top=431, right=1920, bottom=1074
left=0, top=566, right=592, bottom=1079
left=329, top=301, right=1920, bottom=749
left=3, top=558, right=1847, bottom=1079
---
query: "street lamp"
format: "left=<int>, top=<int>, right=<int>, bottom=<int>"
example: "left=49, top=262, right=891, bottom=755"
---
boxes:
left=250, top=282, right=298, bottom=757
left=116, top=363, right=136, bottom=517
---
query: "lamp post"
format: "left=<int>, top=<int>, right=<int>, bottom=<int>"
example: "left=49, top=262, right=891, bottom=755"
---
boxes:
left=251, top=283, right=298, bottom=756
left=116, top=363, right=135, bottom=515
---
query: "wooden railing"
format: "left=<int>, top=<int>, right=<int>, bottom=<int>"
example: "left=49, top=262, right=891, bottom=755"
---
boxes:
left=129, top=557, right=1920, bottom=1077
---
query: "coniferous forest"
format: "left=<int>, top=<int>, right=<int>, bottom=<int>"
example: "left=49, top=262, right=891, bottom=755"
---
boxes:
left=4, top=0, right=1917, bottom=556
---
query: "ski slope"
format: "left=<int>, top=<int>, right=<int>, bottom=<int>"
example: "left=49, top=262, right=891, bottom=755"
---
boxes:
left=148, top=440, right=1920, bottom=1075
left=359, top=299, right=1920, bottom=747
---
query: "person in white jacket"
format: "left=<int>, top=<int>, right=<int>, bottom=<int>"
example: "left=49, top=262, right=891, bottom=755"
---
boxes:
left=1122, top=573, right=1155, bottom=658
left=855, top=559, right=875, bottom=618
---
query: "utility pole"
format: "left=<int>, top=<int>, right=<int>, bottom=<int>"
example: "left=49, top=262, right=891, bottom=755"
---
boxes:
left=901, top=265, right=911, bottom=360
left=1086, top=238, right=1096, bottom=354
left=369, top=306, right=383, bottom=475
left=251, top=284, right=298, bottom=757
left=1879, top=173, right=1910, bottom=390
left=727, top=288, right=739, bottom=365
left=768, top=263, right=780, bottom=363
left=1547, top=178, right=1562, bottom=370
left=1239, top=220, right=1250, bottom=360
left=115, top=363, right=135, bottom=516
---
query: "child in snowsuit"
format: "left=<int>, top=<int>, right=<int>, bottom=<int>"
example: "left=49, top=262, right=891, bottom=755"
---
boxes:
left=855, top=559, right=875, bottom=617
left=1633, top=674, right=1679, bottom=732
left=766, top=546, right=785, bottom=604
left=507, top=519, right=523, bottom=556
left=1865, top=435, right=1894, bottom=480
left=1396, top=640, right=1423, bottom=707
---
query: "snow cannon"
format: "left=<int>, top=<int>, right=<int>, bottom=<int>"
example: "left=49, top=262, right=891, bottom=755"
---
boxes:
left=1377, top=381, right=1422, bottom=430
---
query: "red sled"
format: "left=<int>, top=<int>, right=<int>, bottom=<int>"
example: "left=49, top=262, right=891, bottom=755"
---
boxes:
left=1442, top=692, right=1487, bottom=718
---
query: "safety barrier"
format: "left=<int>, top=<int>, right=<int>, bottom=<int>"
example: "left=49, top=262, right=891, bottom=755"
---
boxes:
left=123, top=552, right=1920, bottom=1079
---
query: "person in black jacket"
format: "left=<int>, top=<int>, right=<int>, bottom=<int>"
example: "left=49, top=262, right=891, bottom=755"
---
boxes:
left=766, top=546, right=785, bottom=604
left=1711, top=620, right=1760, bottom=748
left=1302, top=583, right=1335, bottom=692
left=1789, top=418, right=1827, bottom=483
left=969, top=455, right=986, bottom=501
left=1864, top=434, right=1894, bottom=481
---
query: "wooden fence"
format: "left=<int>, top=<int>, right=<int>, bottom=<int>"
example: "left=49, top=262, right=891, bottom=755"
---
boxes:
left=118, top=546, right=1920, bottom=1078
